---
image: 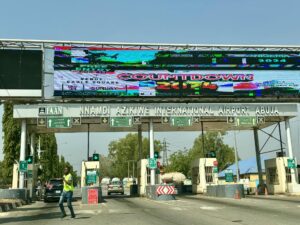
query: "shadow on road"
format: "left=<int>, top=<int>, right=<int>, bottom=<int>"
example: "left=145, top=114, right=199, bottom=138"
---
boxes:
left=0, top=212, right=90, bottom=223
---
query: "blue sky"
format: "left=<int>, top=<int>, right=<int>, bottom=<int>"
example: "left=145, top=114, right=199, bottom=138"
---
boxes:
left=1, top=0, right=300, bottom=173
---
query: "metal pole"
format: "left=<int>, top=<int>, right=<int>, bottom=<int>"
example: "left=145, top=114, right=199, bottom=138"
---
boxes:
left=133, top=161, right=135, bottom=178
left=234, top=131, right=240, bottom=182
left=285, top=119, right=297, bottom=183
left=254, top=128, right=264, bottom=187
left=128, top=161, right=130, bottom=178
left=278, top=122, right=284, bottom=155
left=19, top=120, right=27, bottom=189
left=149, top=118, right=155, bottom=185
left=138, top=125, right=142, bottom=160
left=87, top=124, right=90, bottom=160
left=201, top=121, right=205, bottom=155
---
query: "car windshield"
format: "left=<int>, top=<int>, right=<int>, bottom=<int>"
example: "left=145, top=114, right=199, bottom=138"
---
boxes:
left=111, top=181, right=121, bottom=185
left=49, top=180, right=63, bottom=187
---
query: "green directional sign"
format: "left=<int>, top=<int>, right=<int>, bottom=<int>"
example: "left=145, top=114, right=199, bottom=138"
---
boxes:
left=225, top=170, right=234, bottom=182
left=19, top=161, right=28, bottom=172
left=148, top=158, right=157, bottom=169
left=27, top=170, right=33, bottom=178
left=47, top=117, right=71, bottom=128
left=170, top=117, right=192, bottom=127
left=110, top=117, right=132, bottom=127
left=236, top=117, right=257, bottom=126
left=86, top=170, right=97, bottom=185
left=213, top=167, right=218, bottom=173
left=288, top=158, right=296, bottom=168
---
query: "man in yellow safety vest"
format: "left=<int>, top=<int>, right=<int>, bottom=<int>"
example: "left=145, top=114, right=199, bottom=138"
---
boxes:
left=59, top=166, right=76, bottom=218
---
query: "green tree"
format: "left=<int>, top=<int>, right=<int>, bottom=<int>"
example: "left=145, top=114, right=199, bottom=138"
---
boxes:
left=108, top=133, right=162, bottom=178
left=1, top=102, right=20, bottom=184
left=166, top=132, right=235, bottom=176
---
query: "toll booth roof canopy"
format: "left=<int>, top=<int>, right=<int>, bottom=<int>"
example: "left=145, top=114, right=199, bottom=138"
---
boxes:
left=218, top=156, right=267, bottom=177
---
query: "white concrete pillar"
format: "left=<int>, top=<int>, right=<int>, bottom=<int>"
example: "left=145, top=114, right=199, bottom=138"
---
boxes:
left=19, top=120, right=27, bottom=189
left=30, top=133, right=35, bottom=163
left=285, top=119, right=297, bottom=184
left=149, top=118, right=155, bottom=185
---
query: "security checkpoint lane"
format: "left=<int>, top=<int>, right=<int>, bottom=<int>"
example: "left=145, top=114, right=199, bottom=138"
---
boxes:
left=1, top=195, right=300, bottom=225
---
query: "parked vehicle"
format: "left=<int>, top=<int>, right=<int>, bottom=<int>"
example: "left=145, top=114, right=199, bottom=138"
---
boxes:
left=108, top=180, right=124, bottom=195
left=44, top=178, right=63, bottom=202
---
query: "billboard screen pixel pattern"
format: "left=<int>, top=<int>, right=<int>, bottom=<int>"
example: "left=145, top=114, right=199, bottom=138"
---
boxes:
left=54, top=47, right=300, bottom=98
left=0, top=49, right=42, bottom=97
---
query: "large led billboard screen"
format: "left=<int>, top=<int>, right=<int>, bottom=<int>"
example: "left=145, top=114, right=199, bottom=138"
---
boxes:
left=0, top=49, right=42, bottom=97
left=54, top=47, right=300, bottom=98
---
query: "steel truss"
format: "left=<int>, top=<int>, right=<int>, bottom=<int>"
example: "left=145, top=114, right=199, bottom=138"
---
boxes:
left=1, top=39, right=300, bottom=51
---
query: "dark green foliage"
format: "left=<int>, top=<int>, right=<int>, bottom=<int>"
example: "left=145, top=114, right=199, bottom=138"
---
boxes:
left=166, top=132, right=235, bottom=177
left=1, top=102, right=20, bottom=184
left=108, top=133, right=162, bottom=178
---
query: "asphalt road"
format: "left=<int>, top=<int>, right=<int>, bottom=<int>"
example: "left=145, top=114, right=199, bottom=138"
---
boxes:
left=1, top=194, right=300, bottom=225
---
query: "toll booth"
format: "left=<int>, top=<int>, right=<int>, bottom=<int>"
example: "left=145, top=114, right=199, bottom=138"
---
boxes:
left=81, top=160, right=102, bottom=204
left=81, top=161, right=100, bottom=187
left=12, top=163, right=38, bottom=199
left=265, top=157, right=300, bottom=194
left=137, top=159, right=161, bottom=196
left=191, top=158, right=219, bottom=194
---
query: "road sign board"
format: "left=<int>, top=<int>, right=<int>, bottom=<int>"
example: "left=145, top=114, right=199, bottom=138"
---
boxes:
left=148, top=158, right=157, bottom=169
left=161, top=117, right=170, bottom=124
left=257, top=116, right=265, bottom=125
left=72, top=117, right=81, bottom=125
left=133, top=117, right=141, bottom=124
left=87, top=188, right=98, bottom=204
left=170, top=117, right=192, bottom=127
left=37, top=118, right=46, bottom=126
left=213, top=167, right=218, bottom=173
left=236, top=117, right=257, bottom=126
left=100, top=117, right=109, bottom=124
left=47, top=117, right=72, bottom=128
left=27, top=170, right=33, bottom=178
left=225, top=170, right=234, bottom=182
left=86, top=170, right=97, bottom=185
left=227, top=116, right=236, bottom=124
left=156, top=185, right=175, bottom=195
left=193, top=117, right=201, bottom=123
left=288, top=158, right=296, bottom=168
left=38, top=106, right=63, bottom=116
left=110, top=117, right=132, bottom=127
left=19, top=161, right=28, bottom=172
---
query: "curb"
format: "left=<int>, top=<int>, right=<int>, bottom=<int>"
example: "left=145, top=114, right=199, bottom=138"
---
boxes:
left=0, top=200, right=25, bottom=212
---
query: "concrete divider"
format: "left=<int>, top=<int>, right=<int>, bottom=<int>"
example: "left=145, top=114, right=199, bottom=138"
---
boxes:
left=0, top=189, right=30, bottom=203
left=146, top=185, right=176, bottom=201
left=206, top=184, right=245, bottom=198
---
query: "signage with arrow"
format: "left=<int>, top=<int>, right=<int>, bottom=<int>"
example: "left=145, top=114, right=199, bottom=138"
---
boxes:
left=100, top=117, right=109, bottom=124
left=236, top=117, right=257, bottom=126
left=110, top=117, right=132, bottom=127
left=161, top=117, right=170, bottom=124
left=170, top=117, right=192, bottom=127
left=47, top=117, right=72, bottom=128
left=37, top=118, right=46, bottom=126
left=227, top=117, right=236, bottom=124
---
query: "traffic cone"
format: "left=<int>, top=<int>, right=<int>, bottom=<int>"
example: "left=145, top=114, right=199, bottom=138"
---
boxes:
left=234, top=189, right=241, bottom=199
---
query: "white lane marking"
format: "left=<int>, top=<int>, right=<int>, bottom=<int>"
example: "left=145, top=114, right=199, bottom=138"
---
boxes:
left=76, top=209, right=102, bottom=214
left=172, top=207, right=184, bottom=211
left=108, top=209, right=120, bottom=213
left=200, top=206, right=220, bottom=211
